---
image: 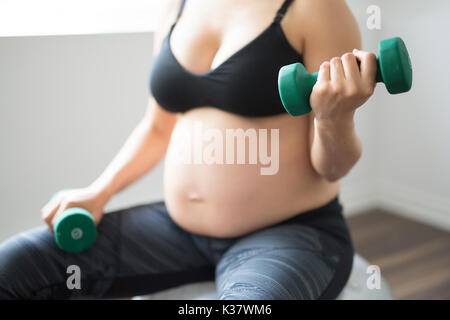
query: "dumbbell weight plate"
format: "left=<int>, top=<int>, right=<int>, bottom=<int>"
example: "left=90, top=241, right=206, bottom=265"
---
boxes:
left=50, top=189, right=97, bottom=253
left=53, top=207, right=97, bottom=253
left=378, top=37, right=413, bottom=94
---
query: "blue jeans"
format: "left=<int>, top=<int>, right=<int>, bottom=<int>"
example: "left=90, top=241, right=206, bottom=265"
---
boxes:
left=0, top=197, right=354, bottom=299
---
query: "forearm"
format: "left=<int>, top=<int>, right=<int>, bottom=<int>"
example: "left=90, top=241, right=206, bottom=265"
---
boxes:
left=310, top=116, right=362, bottom=182
left=89, top=112, right=173, bottom=203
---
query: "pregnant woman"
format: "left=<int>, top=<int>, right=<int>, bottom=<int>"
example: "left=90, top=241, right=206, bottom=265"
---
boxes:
left=0, top=0, right=377, bottom=299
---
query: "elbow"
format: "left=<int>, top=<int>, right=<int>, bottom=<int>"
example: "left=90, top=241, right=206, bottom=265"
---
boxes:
left=314, top=154, right=362, bottom=182
left=324, top=174, right=342, bottom=183
left=319, top=168, right=346, bottom=183
left=310, top=160, right=344, bottom=182
left=310, top=140, right=363, bottom=182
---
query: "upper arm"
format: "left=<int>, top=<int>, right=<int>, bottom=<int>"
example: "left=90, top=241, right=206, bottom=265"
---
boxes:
left=146, top=0, right=182, bottom=136
left=152, top=0, right=182, bottom=56
left=298, top=0, right=361, bottom=73
left=293, top=0, right=361, bottom=151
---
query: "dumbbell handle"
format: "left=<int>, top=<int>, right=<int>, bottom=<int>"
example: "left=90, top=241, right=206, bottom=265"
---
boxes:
left=308, top=58, right=384, bottom=86
left=279, top=37, right=413, bottom=116
left=294, top=58, right=384, bottom=111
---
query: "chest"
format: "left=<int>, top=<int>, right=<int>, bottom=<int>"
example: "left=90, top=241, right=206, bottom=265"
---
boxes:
left=169, top=0, right=302, bottom=75
left=149, top=0, right=304, bottom=117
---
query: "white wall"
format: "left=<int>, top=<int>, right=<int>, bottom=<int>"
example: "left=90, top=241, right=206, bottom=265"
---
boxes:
left=345, top=0, right=450, bottom=230
left=0, top=0, right=163, bottom=37
left=376, top=0, right=450, bottom=230
left=0, top=0, right=449, bottom=242
left=339, top=0, right=380, bottom=213
left=0, top=33, right=165, bottom=242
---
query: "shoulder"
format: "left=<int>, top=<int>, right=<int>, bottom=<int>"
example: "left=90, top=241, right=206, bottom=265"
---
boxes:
left=292, top=0, right=360, bottom=38
left=290, top=0, right=361, bottom=70
left=157, top=0, right=183, bottom=30
left=152, top=0, right=183, bottom=55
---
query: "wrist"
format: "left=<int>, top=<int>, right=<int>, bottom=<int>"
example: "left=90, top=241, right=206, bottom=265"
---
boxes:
left=87, top=180, right=114, bottom=206
left=315, top=113, right=356, bottom=134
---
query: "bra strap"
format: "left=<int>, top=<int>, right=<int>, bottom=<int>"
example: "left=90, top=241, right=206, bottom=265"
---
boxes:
left=175, top=0, right=187, bottom=23
left=274, top=0, right=294, bottom=23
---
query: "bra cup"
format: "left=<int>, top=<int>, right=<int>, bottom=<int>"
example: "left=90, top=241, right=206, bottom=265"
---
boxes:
left=149, top=0, right=302, bottom=117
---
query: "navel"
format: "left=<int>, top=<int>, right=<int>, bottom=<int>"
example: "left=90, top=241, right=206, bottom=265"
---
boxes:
left=187, top=192, right=203, bottom=202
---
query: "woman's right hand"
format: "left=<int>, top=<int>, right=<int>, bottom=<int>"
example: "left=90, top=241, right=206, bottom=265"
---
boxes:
left=40, top=187, right=110, bottom=232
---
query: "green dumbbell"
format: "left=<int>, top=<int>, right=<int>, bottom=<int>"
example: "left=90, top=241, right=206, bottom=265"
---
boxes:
left=278, top=37, right=413, bottom=116
left=50, top=189, right=97, bottom=253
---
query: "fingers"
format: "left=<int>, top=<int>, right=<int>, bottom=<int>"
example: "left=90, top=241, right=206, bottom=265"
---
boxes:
left=41, top=200, right=60, bottom=231
left=40, top=192, right=60, bottom=214
left=311, top=50, right=377, bottom=114
left=51, top=202, right=70, bottom=228
left=317, top=61, right=330, bottom=82
left=341, top=53, right=360, bottom=80
left=41, top=191, right=67, bottom=231
left=330, top=57, right=345, bottom=84
left=325, top=51, right=376, bottom=99
left=93, top=213, right=103, bottom=226
left=352, top=49, right=377, bottom=86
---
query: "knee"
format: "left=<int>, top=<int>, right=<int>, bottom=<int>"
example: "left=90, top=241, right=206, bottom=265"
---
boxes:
left=217, top=270, right=298, bottom=300
left=218, top=282, right=276, bottom=300
left=216, top=246, right=335, bottom=300
left=0, top=226, right=61, bottom=299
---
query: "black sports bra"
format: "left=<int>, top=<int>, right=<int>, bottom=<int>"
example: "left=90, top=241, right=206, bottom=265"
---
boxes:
left=149, top=0, right=302, bottom=117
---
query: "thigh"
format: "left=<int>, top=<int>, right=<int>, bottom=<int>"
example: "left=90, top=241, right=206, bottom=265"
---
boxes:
left=0, top=202, right=214, bottom=299
left=215, top=223, right=352, bottom=300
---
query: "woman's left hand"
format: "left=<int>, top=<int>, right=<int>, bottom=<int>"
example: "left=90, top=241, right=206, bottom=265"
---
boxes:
left=310, top=49, right=378, bottom=124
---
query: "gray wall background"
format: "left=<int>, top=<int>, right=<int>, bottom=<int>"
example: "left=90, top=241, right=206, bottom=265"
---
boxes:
left=0, top=0, right=449, bottom=242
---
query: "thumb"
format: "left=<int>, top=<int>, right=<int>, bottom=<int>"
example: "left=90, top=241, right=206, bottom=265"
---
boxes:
left=50, top=201, right=70, bottom=230
left=92, top=208, right=104, bottom=226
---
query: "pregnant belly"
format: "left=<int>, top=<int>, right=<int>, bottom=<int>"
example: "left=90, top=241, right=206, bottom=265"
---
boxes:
left=163, top=108, right=339, bottom=237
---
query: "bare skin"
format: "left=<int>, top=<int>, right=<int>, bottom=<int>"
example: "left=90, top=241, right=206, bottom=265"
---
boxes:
left=42, top=0, right=375, bottom=238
